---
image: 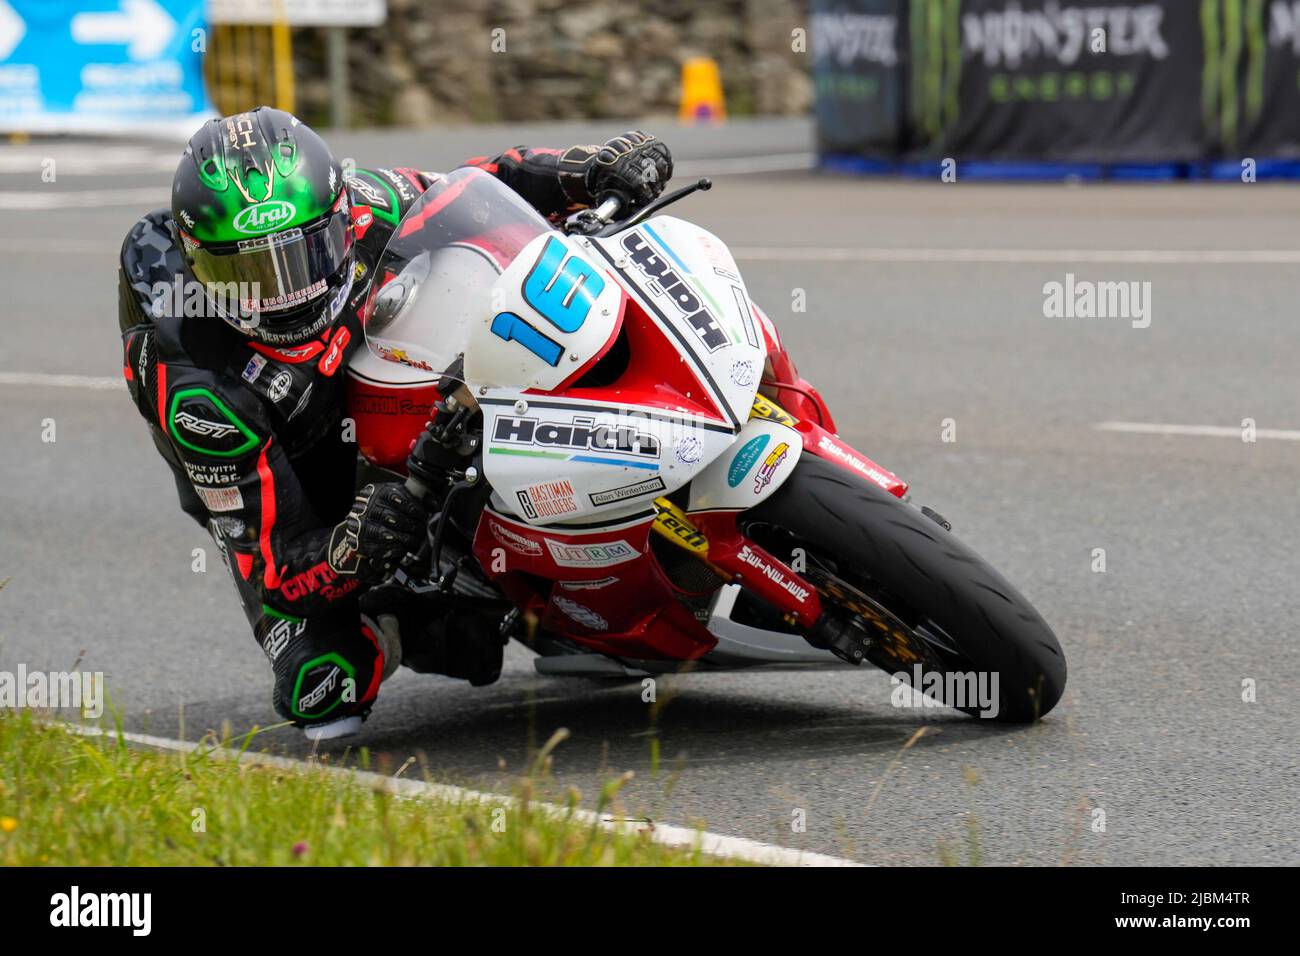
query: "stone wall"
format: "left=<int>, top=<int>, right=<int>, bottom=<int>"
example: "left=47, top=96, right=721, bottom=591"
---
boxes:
left=289, top=0, right=812, bottom=126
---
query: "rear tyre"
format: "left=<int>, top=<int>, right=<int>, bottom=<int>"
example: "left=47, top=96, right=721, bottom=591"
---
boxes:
left=744, top=456, right=1066, bottom=722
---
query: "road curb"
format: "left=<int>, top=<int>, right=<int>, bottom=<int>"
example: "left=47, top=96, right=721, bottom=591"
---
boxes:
left=62, top=723, right=865, bottom=868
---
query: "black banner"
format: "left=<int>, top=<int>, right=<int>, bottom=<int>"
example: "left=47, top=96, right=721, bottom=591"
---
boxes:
left=0, top=865, right=1283, bottom=941
left=922, top=0, right=1202, bottom=163
left=812, top=0, right=907, bottom=155
left=816, top=0, right=1300, bottom=167
left=1228, top=0, right=1300, bottom=159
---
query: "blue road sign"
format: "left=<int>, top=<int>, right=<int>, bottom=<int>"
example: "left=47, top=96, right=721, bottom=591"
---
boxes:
left=0, top=0, right=213, bottom=133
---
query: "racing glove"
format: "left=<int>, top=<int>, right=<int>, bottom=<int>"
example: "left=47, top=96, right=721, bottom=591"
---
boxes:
left=327, top=482, right=427, bottom=585
left=584, top=130, right=673, bottom=211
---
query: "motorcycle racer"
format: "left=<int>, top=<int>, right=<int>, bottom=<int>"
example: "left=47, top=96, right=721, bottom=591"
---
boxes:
left=117, top=108, right=673, bottom=739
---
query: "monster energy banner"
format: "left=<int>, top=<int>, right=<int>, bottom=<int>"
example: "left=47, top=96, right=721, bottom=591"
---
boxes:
left=1224, top=0, right=1300, bottom=157
left=812, top=0, right=905, bottom=153
left=919, top=0, right=1203, bottom=161
left=817, top=0, right=1300, bottom=165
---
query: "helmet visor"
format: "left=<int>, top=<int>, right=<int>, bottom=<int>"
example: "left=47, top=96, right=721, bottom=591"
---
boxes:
left=185, top=207, right=353, bottom=320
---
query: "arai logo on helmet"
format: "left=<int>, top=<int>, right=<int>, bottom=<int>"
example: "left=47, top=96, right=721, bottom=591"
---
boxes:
left=233, top=200, right=297, bottom=235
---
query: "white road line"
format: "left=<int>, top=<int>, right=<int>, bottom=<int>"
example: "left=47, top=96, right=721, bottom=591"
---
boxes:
left=730, top=246, right=1300, bottom=264
left=11, top=233, right=1300, bottom=266
left=63, top=724, right=863, bottom=867
left=0, top=145, right=179, bottom=176
left=0, top=153, right=817, bottom=212
left=0, top=147, right=802, bottom=179
left=1095, top=421, right=1300, bottom=440
left=0, top=186, right=167, bottom=209
left=0, top=238, right=108, bottom=254
left=0, top=372, right=124, bottom=390
left=675, top=151, right=816, bottom=176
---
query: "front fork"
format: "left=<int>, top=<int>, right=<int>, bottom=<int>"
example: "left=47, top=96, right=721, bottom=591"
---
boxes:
left=649, top=394, right=910, bottom=664
left=652, top=497, right=822, bottom=628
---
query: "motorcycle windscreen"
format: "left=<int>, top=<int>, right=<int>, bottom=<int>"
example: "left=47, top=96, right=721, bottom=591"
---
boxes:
left=362, top=166, right=552, bottom=382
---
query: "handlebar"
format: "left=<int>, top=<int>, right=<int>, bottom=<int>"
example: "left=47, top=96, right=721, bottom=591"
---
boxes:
left=403, top=382, right=481, bottom=502
left=564, top=179, right=714, bottom=239
left=591, top=194, right=623, bottom=223
left=563, top=193, right=624, bottom=236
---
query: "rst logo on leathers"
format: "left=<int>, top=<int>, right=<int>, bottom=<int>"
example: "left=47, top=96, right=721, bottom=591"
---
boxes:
left=347, top=174, right=391, bottom=211
left=492, top=415, right=660, bottom=459
left=260, top=616, right=305, bottom=663
left=168, top=388, right=259, bottom=457
left=292, top=652, right=355, bottom=719
left=298, top=665, right=340, bottom=712
left=175, top=412, right=237, bottom=439
left=621, top=232, right=729, bottom=353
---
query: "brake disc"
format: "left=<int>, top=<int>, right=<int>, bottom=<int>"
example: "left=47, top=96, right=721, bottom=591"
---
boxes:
left=808, top=571, right=940, bottom=672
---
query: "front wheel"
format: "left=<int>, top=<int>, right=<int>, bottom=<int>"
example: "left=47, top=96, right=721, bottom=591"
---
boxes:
left=742, top=456, right=1067, bottom=722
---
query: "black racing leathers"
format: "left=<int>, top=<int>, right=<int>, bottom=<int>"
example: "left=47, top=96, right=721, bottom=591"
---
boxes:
left=118, top=148, right=596, bottom=725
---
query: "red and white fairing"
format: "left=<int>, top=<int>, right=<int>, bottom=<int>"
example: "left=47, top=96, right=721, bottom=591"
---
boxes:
left=344, top=167, right=901, bottom=667
left=466, top=216, right=798, bottom=526
left=348, top=166, right=801, bottom=527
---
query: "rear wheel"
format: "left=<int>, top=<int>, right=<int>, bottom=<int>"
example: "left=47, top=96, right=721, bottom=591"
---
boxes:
left=743, top=456, right=1066, bottom=722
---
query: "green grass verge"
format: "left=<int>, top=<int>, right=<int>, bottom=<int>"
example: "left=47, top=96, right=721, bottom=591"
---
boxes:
left=0, top=712, right=737, bottom=866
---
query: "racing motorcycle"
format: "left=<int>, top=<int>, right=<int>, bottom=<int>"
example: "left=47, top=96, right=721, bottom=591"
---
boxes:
left=345, top=166, right=1066, bottom=722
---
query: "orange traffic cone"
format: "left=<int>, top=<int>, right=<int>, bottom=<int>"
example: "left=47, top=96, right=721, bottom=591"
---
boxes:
left=678, top=57, right=727, bottom=125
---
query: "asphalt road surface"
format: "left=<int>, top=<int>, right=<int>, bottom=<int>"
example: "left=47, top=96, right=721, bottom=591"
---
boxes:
left=1, top=119, right=1296, bottom=866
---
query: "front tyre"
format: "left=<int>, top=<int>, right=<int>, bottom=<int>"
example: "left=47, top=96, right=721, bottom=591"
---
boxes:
left=743, top=456, right=1066, bottom=722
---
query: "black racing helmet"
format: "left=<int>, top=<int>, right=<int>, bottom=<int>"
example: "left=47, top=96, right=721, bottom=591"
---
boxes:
left=171, top=107, right=354, bottom=346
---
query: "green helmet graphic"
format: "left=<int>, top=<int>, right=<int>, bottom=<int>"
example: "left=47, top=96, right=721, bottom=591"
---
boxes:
left=172, top=107, right=354, bottom=346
